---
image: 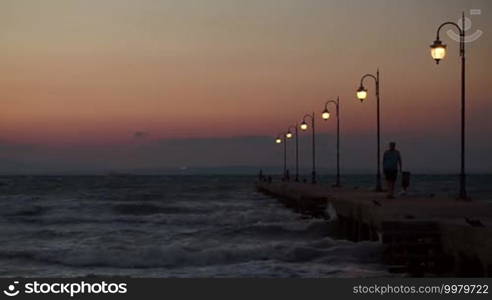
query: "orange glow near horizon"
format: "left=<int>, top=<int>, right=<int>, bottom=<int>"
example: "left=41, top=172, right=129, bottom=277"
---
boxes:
left=1, top=0, right=491, bottom=146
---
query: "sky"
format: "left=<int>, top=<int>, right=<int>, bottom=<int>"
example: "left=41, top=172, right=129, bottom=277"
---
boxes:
left=0, top=0, right=491, bottom=174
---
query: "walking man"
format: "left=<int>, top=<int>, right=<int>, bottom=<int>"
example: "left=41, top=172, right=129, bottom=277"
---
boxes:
left=383, top=142, right=402, bottom=199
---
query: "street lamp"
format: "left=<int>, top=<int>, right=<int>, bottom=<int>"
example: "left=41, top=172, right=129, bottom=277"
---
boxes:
left=356, top=69, right=382, bottom=192
left=321, top=110, right=330, bottom=120
left=300, top=113, right=316, bottom=184
left=274, top=134, right=287, bottom=179
left=430, top=40, right=447, bottom=63
left=322, top=96, right=341, bottom=187
left=430, top=12, right=468, bottom=200
left=356, top=86, right=368, bottom=102
left=286, top=125, right=299, bottom=182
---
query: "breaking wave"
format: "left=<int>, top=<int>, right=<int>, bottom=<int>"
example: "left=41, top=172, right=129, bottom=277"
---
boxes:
left=0, top=175, right=389, bottom=277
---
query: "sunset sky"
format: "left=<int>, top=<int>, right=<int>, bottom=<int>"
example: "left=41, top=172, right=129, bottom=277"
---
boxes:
left=0, top=0, right=491, bottom=173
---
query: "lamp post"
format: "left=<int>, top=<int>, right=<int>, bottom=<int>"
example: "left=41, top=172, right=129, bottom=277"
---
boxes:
left=275, top=134, right=287, bottom=179
left=300, top=113, right=316, bottom=184
left=286, top=125, right=299, bottom=182
left=430, top=12, right=467, bottom=200
left=357, top=69, right=382, bottom=192
left=322, top=96, right=341, bottom=187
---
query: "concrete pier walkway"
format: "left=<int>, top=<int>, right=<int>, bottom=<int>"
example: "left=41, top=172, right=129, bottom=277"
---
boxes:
left=256, top=180, right=492, bottom=276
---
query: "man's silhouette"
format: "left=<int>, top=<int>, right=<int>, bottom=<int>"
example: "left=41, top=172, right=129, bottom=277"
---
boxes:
left=383, top=142, right=402, bottom=199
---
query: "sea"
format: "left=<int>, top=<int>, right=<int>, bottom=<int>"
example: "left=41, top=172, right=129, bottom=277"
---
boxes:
left=0, top=174, right=490, bottom=278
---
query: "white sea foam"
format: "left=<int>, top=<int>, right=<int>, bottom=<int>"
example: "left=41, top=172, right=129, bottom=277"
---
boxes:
left=0, top=175, right=392, bottom=277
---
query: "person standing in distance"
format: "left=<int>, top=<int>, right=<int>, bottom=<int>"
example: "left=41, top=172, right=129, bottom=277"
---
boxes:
left=383, top=142, right=402, bottom=199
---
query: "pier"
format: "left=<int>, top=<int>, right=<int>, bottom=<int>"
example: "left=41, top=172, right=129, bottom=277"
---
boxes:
left=256, top=180, right=492, bottom=276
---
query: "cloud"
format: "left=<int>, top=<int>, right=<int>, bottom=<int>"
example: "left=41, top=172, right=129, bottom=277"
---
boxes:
left=133, top=131, right=148, bottom=139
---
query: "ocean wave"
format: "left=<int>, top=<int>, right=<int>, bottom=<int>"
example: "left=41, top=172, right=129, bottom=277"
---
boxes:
left=0, top=176, right=393, bottom=277
left=112, top=203, right=207, bottom=216
left=225, top=220, right=331, bottom=238
left=4, top=205, right=49, bottom=217
left=5, top=203, right=296, bottom=227
left=0, top=237, right=381, bottom=269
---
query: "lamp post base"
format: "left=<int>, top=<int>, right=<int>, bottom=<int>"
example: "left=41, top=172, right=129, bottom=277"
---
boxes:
left=375, top=176, right=383, bottom=192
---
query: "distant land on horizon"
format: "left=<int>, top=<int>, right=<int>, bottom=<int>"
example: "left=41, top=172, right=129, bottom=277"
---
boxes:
left=0, top=166, right=490, bottom=176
